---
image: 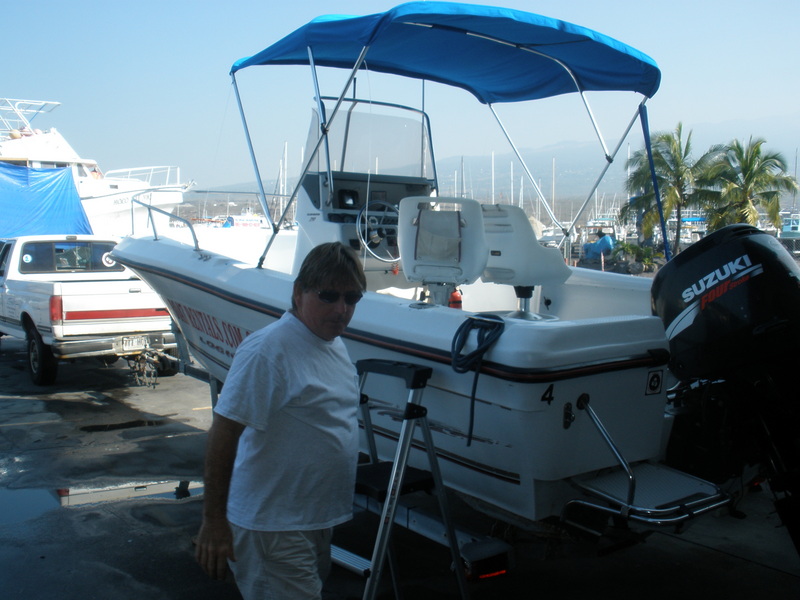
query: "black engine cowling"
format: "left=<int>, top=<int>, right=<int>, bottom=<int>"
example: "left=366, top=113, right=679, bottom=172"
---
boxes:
left=651, top=224, right=800, bottom=382
left=651, top=224, right=800, bottom=553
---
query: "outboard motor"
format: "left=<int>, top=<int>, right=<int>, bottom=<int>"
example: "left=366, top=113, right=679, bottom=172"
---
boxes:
left=652, top=224, right=800, bottom=554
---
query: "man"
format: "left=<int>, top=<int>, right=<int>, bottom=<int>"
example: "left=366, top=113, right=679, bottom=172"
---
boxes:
left=582, top=229, right=614, bottom=260
left=195, top=241, right=367, bottom=599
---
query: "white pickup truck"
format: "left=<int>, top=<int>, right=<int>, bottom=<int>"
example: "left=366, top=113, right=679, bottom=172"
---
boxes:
left=0, top=235, right=177, bottom=385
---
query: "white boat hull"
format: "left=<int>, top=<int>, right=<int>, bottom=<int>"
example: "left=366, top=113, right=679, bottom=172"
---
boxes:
left=76, top=170, right=185, bottom=237
left=104, top=2, right=753, bottom=534
left=113, top=234, right=671, bottom=525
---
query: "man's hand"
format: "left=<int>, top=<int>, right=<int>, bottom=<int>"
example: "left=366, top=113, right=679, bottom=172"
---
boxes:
left=195, top=517, right=236, bottom=580
left=195, top=413, right=245, bottom=580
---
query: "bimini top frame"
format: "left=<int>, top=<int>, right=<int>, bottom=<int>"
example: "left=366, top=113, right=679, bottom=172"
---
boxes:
left=229, top=1, right=665, bottom=259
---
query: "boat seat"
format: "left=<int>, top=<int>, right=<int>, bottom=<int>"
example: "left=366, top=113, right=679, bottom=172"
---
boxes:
left=398, top=196, right=488, bottom=305
left=480, top=203, right=571, bottom=318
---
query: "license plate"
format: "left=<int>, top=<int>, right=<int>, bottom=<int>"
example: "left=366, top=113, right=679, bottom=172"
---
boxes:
left=121, top=336, right=148, bottom=352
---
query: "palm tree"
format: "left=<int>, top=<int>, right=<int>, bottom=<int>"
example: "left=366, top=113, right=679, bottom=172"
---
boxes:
left=622, top=123, right=723, bottom=256
left=702, top=137, right=798, bottom=231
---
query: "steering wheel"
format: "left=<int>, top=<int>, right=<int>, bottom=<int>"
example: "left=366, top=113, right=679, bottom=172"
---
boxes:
left=356, top=200, right=401, bottom=263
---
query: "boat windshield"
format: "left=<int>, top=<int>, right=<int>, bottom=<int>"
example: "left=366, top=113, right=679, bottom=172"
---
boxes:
left=305, top=98, right=435, bottom=181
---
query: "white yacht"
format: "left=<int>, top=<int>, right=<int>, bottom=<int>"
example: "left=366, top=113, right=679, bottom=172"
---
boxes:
left=0, top=97, right=188, bottom=236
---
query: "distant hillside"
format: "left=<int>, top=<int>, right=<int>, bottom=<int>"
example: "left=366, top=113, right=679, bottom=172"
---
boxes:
left=197, top=141, right=630, bottom=223
left=685, top=114, right=799, bottom=166
left=435, top=142, right=628, bottom=207
left=196, top=116, right=799, bottom=222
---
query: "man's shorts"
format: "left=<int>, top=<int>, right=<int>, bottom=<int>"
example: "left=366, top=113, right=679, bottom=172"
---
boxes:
left=229, top=524, right=333, bottom=600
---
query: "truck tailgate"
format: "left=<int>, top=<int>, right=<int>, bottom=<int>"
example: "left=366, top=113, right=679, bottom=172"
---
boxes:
left=55, top=280, right=172, bottom=336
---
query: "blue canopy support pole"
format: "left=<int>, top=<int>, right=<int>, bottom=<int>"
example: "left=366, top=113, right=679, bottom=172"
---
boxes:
left=486, top=40, right=618, bottom=238
left=420, top=80, right=431, bottom=182
left=639, top=103, right=672, bottom=261
left=517, top=45, right=612, bottom=161
left=255, top=45, right=370, bottom=268
left=560, top=104, right=643, bottom=249
left=231, top=72, right=276, bottom=233
left=488, top=103, right=561, bottom=228
left=309, top=48, right=335, bottom=207
left=578, top=91, right=612, bottom=162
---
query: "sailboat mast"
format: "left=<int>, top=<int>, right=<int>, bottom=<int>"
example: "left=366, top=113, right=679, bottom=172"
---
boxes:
left=491, top=151, right=495, bottom=204
left=460, top=156, right=465, bottom=198
left=552, top=157, right=556, bottom=222
left=510, top=161, right=514, bottom=205
left=793, top=147, right=797, bottom=212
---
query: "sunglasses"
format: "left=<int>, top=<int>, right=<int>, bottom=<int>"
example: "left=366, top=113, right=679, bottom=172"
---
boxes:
left=315, top=289, right=363, bottom=306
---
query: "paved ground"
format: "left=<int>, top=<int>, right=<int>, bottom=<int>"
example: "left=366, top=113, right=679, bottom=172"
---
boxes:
left=0, top=336, right=798, bottom=599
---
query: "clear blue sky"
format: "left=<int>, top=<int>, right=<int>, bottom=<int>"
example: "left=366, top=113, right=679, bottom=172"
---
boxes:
left=5, top=0, right=799, bottom=190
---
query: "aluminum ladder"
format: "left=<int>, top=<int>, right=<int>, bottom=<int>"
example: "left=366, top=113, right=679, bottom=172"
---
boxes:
left=331, top=358, right=470, bottom=600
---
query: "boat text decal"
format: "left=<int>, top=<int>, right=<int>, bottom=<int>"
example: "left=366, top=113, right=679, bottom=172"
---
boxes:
left=667, top=254, right=763, bottom=339
left=680, top=253, right=757, bottom=303
left=167, top=299, right=250, bottom=352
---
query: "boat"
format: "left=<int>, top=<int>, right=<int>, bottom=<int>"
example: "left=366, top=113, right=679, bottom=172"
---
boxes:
left=775, top=211, right=800, bottom=255
left=0, top=98, right=188, bottom=236
left=194, top=213, right=268, bottom=228
left=111, top=2, right=799, bottom=554
left=779, top=213, right=800, bottom=239
left=167, top=195, right=283, bottom=262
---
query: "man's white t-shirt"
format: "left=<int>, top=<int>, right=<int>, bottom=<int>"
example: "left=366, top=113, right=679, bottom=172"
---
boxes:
left=214, top=311, right=359, bottom=531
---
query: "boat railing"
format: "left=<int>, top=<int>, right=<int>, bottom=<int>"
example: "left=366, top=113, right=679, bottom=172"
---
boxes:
left=130, top=194, right=201, bottom=252
left=563, top=392, right=731, bottom=528
left=563, top=481, right=731, bottom=528
left=0, top=98, right=60, bottom=136
left=104, top=166, right=182, bottom=187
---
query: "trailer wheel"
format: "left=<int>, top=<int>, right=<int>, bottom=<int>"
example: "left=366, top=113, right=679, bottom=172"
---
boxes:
left=26, top=327, right=58, bottom=386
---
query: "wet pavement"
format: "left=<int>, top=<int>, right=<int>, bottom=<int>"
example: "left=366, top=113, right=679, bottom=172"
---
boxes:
left=0, top=335, right=798, bottom=599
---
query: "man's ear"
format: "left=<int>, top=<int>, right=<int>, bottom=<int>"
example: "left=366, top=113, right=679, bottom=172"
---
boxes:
left=291, top=281, right=303, bottom=307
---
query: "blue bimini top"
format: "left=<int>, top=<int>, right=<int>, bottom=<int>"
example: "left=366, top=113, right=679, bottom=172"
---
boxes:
left=231, top=1, right=661, bottom=104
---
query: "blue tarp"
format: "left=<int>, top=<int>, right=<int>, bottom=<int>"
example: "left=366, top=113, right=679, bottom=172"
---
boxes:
left=231, top=1, right=661, bottom=104
left=0, top=161, right=93, bottom=237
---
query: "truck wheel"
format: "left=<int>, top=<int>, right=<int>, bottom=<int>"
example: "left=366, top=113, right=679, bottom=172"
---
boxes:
left=157, top=348, right=179, bottom=377
left=27, top=327, right=58, bottom=386
left=98, top=355, right=120, bottom=367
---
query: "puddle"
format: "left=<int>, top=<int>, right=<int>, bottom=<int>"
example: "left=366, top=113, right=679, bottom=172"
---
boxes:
left=80, top=419, right=166, bottom=432
left=0, top=481, right=203, bottom=525
left=0, top=488, right=60, bottom=525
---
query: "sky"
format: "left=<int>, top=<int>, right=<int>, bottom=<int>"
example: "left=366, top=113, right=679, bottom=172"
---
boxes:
left=5, top=0, right=800, bottom=194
